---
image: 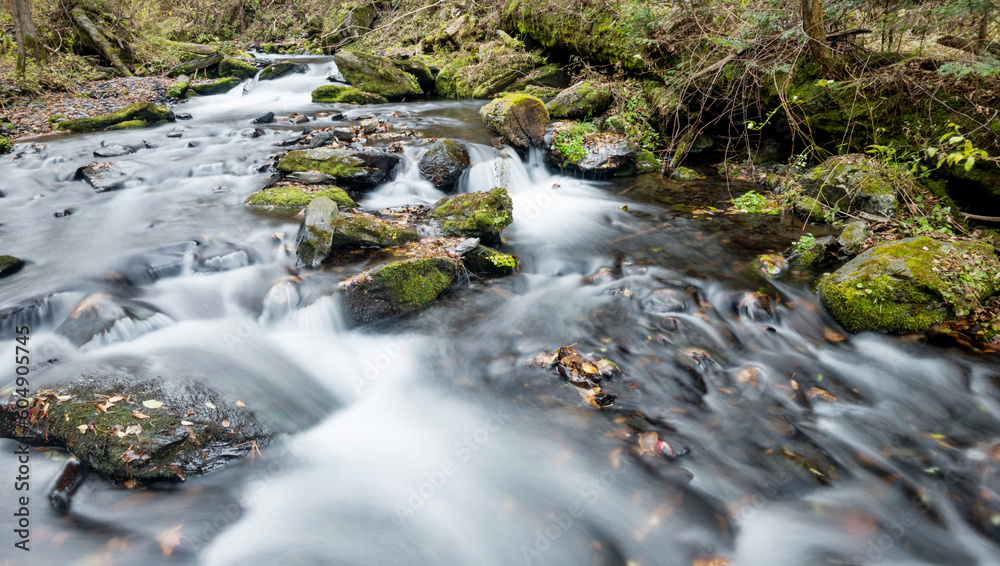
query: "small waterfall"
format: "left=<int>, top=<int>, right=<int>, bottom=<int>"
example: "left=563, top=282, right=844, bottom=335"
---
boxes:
left=361, top=150, right=446, bottom=210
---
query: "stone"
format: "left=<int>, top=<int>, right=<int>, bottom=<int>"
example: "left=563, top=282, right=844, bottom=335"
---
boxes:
left=54, top=102, right=170, bottom=133
left=311, top=85, right=387, bottom=104
left=219, top=57, right=258, bottom=80
left=277, top=148, right=401, bottom=188
left=167, top=52, right=224, bottom=77
left=340, top=258, right=457, bottom=325
left=332, top=50, right=422, bottom=99
left=546, top=81, right=612, bottom=119
left=93, top=144, right=135, bottom=158
left=544, top=121, right=641, bottom=174
left=418, top=139, right=470, bottom=190
left=294, top=196, right=339, bottom=268
left=246, top=186, right=355, bottom=209
left=801, top=154, right=910, bottom=217
left=0, top=255, right=24, bottom=278
left=258, top=61, right=308, bottom=81
left=837, top=220, right=868, bottom=255
left=462, top=245, right=518, bottom=276
left=430, top=187, right=513, bottom=244
left=480, top=94, right=549, bottom=149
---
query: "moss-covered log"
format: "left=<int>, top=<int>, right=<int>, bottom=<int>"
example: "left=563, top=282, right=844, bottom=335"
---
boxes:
left=70, top=8, right=131, bottom=77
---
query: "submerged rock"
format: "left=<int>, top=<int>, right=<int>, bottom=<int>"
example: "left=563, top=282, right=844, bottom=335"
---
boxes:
left=817, top=236, right=1000, bottom=333
left=258, top=61, right=308, bottom=81
left=480, top=93, right=549, bottom=149
left=417, top=139, right=470, bottom=190
left=430, top=187, right=513, bottom=244
left=0, top=255, right=24, bottom=278
left=311, top=85, right=388, bottom=104
left=546, top=81, right=613, bottom=119
left=76, top=161, right=144, bottom=192
left=802, top=154, right=909, bottom=217
left=0, top=376, right=268, bottom=480
left=278, top=148, right=401, bottom=188
left=246, top=185, right=355, bottom=209
left=332, top=50, right=422, bottom=99
left=54, top=102, right=170, bottom=133
left=340, top=257, right=457, bottom=325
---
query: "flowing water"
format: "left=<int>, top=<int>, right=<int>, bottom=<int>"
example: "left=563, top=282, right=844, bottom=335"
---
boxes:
left=2, top=57, right=1000, bottom=566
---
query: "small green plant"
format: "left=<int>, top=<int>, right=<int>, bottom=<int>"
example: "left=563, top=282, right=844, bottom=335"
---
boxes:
left=925, top=123, right=994, bottom=173
left=731, top=190, right=777, bottom=214
left=793, top=233, right=816, bottom=254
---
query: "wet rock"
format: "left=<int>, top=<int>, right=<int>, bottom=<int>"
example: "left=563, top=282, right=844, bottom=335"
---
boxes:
left=0, top=255, right=24, bottom=278
left=480, top=93, right=549, bottom=149
left=785, top=235, right=835, bottom=267
left=322, top=3, right=376, bottom=49
left=390, top=56, right=435, bottom=91
left=285, top=171, right=336, bottom=184
left=76, top=161, right=144, bottom=192
left=55, top=293, right=163, bottom=347
left=544, top=121, right=644, bottom=174
left=361, top=119, right=379, bottom=134
left=92, top=143, right=135, bottom=158
left=340, top=258, right=457, bottom=325
left=294, top=196, right=339, bottom=268
left=330, top=127, right=355, bottom=142
left=328, top=212, right=419, bottom=248
left=430, top=187, right=513, bottom=244
left=219, top=57, right=257, bottom=80
left=258, top=61, right=308, bottom=81
left=801, top=154, right=908, bottom=217
left=174, top=112, right=193, bottom=120
left=462, top=245, right=518, bottom=277
left=837, top=220, right=869, bottom=255
left=167, top=52, right=224, bottom=77
left=672, top=166, right=700, bottom=181
left=546, top=81, right=612, bottom=119
left=817, top=236, right=1000, bottom=333
left=188, top=77, right=240, bottom=96
left=308, top=132, right=336, bottom=148
left=745, top=254, right=789, bottom=281
left=54, top=102, right=170, bottom=133
left=311, top=85, right=387, bottom=104
left=332, top=50, right=422, bottom=99
left=277, top=148, right=401, bottom=189
left=253, top=112, right=275, bottom=124
left=0, top=376, right=268, bottom=480
left=417, top=139, right=470, bottom=190
left=246, top=185, right=355, bottom=209
left=167, top=81, right=189, bottom=98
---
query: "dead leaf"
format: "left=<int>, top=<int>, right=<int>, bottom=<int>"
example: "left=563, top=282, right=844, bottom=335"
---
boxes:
left=222, top=419, right=230, bottom=427
left=131, top=410, right=149, bottom=419
left=823, top=327, right=846, bottom=342
left=121, top=449, right=150, bottom=463
left=235, top=400, right=245, bottom=407
left=168, top=464, right=186, bottom=481
left=107, top=395, right=124, bottom=403
left=124, top=479, right=138, bottom=489
left=76, top=424, right=88, bottom=434
left=155, top=523, right=184, bottom=556
left=124, top=424, right=142, bottom=436
left=180, top=420, right=194, bottom=426
left=205, top=401, right=216, bottom=409
left=736, top=366, right=759, bottom=386
left=142, top=399, right=164, bottom=409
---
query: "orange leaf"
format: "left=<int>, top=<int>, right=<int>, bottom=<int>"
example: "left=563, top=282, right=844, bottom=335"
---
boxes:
left=155, top=523, right=185, bottom=556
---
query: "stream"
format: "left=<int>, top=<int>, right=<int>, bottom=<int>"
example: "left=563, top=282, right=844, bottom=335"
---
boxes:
left=2, top=56, right=1000, bottom=566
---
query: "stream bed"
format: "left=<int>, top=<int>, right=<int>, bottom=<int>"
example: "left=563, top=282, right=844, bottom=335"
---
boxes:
left=2, top=56, right=1000, bottom=566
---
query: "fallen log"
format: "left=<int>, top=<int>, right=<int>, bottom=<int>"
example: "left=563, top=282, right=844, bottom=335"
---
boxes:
left=937, top=35, right=1000, bottom=57
left=70, top=8, right=131, bottom=76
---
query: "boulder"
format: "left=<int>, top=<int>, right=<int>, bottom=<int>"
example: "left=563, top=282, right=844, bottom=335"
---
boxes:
left=54, top=102, right=169, bottom=133
left=166, top=81, right=189, bottom=98
left=480, top=94, right=549, bottom=149
left=817, top=236, right=1000, bottom=333
left=219, top=57, right=258, bottom=80
left=55, top=293, right=162, bottom=347
left=391, top=57, right=435, bottom=91
left=332, top=50, right=422, bottom=99
left=166, top=52, right=224, bottom=77
left=328, top=212, right=419, bottom=248
left=418, top=140, right=470, bottom=190
left=0, top=255, right=24, bottom=278
left=546, top=81, right=613, bottom=119
left=462, top=245, right=518, bottom=276
left=76, top=161, right=145, bottom=192
left=258, top=61, right=308, bottom=81
left=837, top=220, right=869, bottom=255
left=340, top=258, right=457, bottom=325
left=246, top=186, right=355, bottom=209
left=188, top=77, right=240, bottom=96
left=785, top=235, right=835, bottom=267
left=93, top=143, right=136, bottom=158
left=322, top=3, right=376, bottom=50
left=430, top=187, right=513, bottom=244
left=311, top=85, right=387, bottom=104
left=545, top=121, right=642, bottom=174
left=801, top=154, right=910, bottom=217
left=277, top=148, right=401, bottom=188
left=0, top=376, right=268, bottom=480
left=295, top=196, right=340, bottom=268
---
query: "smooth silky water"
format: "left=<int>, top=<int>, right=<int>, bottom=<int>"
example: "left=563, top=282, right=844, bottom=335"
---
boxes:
left=1, top=57, right=999, bottom=566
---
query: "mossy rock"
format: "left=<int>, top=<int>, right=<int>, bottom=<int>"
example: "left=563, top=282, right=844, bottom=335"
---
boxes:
left=311, top=85, right=387, bottom=104
left=219, top=57, right=257, bottom=80
left=481, top=94, right=549, bottom=149
left=837, top=220, right=868, bottom=256
left=545, top=121, right=640, bottom=174
left=259, top=61, right=308, bottom=81
left=166, top=52, right=224, bottom=77
left=166, top=81, right=189, bottom=98
left=246, top=186, right=355, bottom=209
left=0, top=255, right=24, bottom=278
left=0, top=376, right=268, bottom=480
left=793, top=195, right=834, bottom=222
left=53, top=102, right=169, bottom=133
left=634, top=150, right=659, bottom=174
left=546, top=81, right=613, bottom=119
left=295, top=196, right=339, bottom=268
left=744, top=254, right=789, bottom=282
left=0, top=136, right=10, bottom=154
left=329, top=212, right=419, bottom=248
left=105, top=120, right=147, bottom=131
left=277, top=148, right=401, bottom=188
left=434, top=55, right=477, bottom=98
left=417, top=139, right=470, bottom=190
left=46, top=114, right=67, bottom=124
left=188, top=77, right=240, bottom=96
left=463, top=245, right=517, bottom=277
left=786, top=235, right=835, bottom=267
left=431, top=187, right=513, bottom=244
left=391, top=57, right=435, bottom=91
left=672, top=166, right=700, bottom=182
left=332, top=50, right=422, bottom=99
left=817, top=236, right=1000, bottom=334
left=341, top=258, right=457, bottom=325
left=802, top=154, right=911, bottom=217
left=423, top=14, right=482, bottom=53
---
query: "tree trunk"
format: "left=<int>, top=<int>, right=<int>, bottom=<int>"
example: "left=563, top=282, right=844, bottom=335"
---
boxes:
left=70, top=8, right=132, bottom=76
left=11, top=0, right=39, bottom=75
left=802, top=0, right=842, bottom=78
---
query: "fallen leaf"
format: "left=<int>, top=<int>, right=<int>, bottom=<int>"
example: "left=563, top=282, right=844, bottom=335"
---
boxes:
left=235, top=400, right=245, bottom=407
left=56, top=394, right=74, bottom=404
left=76, top=424, right=88, bottom=433
left=125, top=424, right=142, bottom=436
left=180, top=420, right=194, bottom=426
left=107, top=395, right=124, bottom=403
left=142, top=399, right=164, bottom=409
left=222, top=419, right=230, bottom=427
left=124, top=479, right=138, bottom=489
left=155, top=523, right=184, bottom=556
left=823, top=327, right=846, bottom=342
left=168, top=464, right=186, bottom=481
left=131, top=410, right=149, bottom=419
left=205, top=401, right=216, bottom=409
left=121, top=449, right=149, bottom=463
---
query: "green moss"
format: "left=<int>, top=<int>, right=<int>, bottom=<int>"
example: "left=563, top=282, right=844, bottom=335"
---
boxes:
left=311, top=85, right=388, bottom=104
left=219, top=57, right=257, bottom=80
left=431, top=187, right=514, bottom=241
left=189, top=77, right=240, bottom=96
left=278, top=149, right=368, bottom=180
left=329, top=213, right=419, bottom=248
left=480, top=94, right=549, bottom=148
left=546, top=82, right=612, bottom=119
left=166, top=81, right=189, bottom=98
left=817, top=236, right=1000, bottom=333
left=463, top=245, right=518, bottom=276
left=551, top=121, right=599, bottom=164
left=333, top=50, right=422, bottom=99
left=246, top=186, right=355, bottom=209
left=105, top=120, right=147, bottom=131
left=53, top=102, right=170, bottom=132
left=0, top=136, right=10, bottom=154
left=672, top=166, right=700, bottom=182
left=370, top=258, right=456, bottom=311
left=0, top=255, right=24, bottom=276
left=46, top=114, right=67, bottom=124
